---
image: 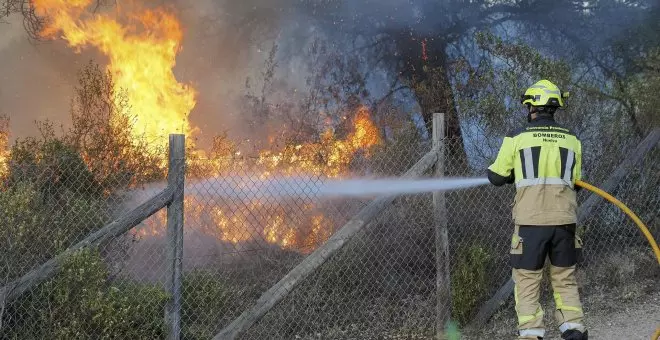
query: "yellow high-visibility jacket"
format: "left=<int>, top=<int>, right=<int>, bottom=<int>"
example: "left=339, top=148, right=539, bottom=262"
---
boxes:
left=488, top=117, right=582, bottom=226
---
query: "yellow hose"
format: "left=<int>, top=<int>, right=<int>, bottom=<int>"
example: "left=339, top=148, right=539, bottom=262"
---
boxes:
left=575, top=180, right=660, bottom=340
left=575, top=179, right=660, bottom=265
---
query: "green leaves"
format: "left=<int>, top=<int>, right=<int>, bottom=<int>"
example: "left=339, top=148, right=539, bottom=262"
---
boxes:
left=451, top=245, right=493, bottom=326
left=3, top=249, right=168, bottom=340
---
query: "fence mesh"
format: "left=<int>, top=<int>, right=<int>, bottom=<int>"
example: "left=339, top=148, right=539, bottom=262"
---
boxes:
left=0, top=121, right=657, bottom=339
left=0, top=141, right=171, bottom=339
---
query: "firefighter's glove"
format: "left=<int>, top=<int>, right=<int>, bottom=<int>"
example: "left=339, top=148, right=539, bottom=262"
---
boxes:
left=505, top=172, right=515, bottom=184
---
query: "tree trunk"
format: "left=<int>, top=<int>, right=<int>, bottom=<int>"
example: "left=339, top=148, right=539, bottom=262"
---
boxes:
left=417, top=88, right=467, bottom=176
left=403, top=40, right=468, bottom=176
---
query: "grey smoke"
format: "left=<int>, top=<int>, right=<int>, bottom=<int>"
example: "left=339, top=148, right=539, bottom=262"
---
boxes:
left=2, top=0, right=656, bottom=146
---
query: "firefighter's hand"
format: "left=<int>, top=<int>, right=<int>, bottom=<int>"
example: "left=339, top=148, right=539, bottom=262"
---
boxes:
left=505, top=172, right=515, bottom=184
left=487, top=169, right=514, bottom=186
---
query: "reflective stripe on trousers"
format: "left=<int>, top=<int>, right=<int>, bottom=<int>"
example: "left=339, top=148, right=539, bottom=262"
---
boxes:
left=520, top=328, right=545, bottom=338
left=550, top=265, right=585, bottom=330
left=559, top=322, right=586, bottom=333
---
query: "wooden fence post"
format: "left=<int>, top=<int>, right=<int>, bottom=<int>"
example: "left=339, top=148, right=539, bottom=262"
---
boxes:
left=433, top=113, right=451, bottom=337
left=213, top=149, right=439, bottom=340
left=165, top=134, right=185, bottom=340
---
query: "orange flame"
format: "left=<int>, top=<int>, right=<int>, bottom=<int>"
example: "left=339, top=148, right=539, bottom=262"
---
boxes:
left=256, top=106, right=382, bottom=178
left=135, top=107, right=382, bottom=252
left=0, top=117, right=9, bottom=177
left=31, top=0, right=383, bottom=252
left=33, top=0, right=197, bottom=148
left=133, top=197, right=337, bottom=253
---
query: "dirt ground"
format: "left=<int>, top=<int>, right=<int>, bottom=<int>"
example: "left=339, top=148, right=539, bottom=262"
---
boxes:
left=586, top=289, right=659, bottom=340
left=465, top=278, right=660, bottom=340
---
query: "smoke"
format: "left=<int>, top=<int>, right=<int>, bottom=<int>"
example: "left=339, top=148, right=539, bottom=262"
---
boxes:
left=1, top=0, right=657, bottom=147
left=0, top=0, right=298, bottom=148
left=0, top=14, right=93, bottom=143
left=116, top=175, right=489, bottom=278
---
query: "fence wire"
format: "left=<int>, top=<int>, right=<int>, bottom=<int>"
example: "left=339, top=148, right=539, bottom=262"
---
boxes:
left=0, top=122, right=657, bottom=340
left=0, top=142, right=170, bottom=339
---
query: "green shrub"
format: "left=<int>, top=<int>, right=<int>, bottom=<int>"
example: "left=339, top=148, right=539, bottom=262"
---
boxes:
left=9, top=137, right=102, bottom=199
left=451, top=244, right=493, bottom=325
left=0, top=131, right=112, bottom=279
left=181, top=271, right=240, bottom=340
left=0, top=180, right=109, bottom=282
left=368, top=121, right=427, bottom=176
left=2, top=249, right=167, bottom=339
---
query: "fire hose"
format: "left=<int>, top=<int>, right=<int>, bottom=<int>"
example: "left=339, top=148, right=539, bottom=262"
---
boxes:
left=575, top=180, right=660, bottom=265
left=574, top=180, right=660, bottom=340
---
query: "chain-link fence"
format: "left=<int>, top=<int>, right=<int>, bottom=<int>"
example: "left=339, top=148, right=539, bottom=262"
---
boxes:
left=0, top=137, right=172, bottom=339
left=0, top=117, right=657, bottom=339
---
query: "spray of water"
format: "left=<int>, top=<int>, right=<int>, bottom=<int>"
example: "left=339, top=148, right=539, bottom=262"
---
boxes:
left=125, top=176, right=491, bottom=204
left=316, top=177, right=490, bottom=197
left=184, top=176, right=491, bottom=200
left=118, top=176, right=491, bottom=276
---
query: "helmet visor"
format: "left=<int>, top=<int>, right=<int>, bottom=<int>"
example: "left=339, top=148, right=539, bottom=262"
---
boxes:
left=520, top=94, right=535, bottom=104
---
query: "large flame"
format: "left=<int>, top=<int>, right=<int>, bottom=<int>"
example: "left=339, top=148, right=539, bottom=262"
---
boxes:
left=30, top=0, right=383, bottom=252
left=33, top=0, right=197, bottom=146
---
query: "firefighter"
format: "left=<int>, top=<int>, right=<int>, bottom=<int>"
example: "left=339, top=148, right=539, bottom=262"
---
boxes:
left=487, top=80, right=588, bottom=340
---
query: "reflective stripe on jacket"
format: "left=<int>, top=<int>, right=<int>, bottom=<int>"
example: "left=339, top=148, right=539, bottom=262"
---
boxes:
left=487, top=117, right=582, bottom=225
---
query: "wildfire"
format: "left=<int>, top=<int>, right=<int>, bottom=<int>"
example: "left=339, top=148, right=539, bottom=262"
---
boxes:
left=211, top=107, right=381, bottom=250
left=256, top=106, right=382, bottom=178
left=134, top=107, right=382, bottom=252
left=33, top=0, right=197, bottom=148
left=0, top=117, right=9, bottom=177
left=134, top=197, right=338, bottom=253
left=29, top=1, right=384, bottom=252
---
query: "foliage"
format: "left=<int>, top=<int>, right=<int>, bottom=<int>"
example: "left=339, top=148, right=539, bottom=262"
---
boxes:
left=0, top=182, right=50, bottom=281
left=65, top=61, right=165, bottom=191
left=0, top=60, right=165, bottom=337
left=9, top=131, right=102, bottom=199
left=181, top=271, right=239, bottom=340
left=1, top=152, right=108, bottom=282
left=451, top=244, right=493, bottom=326
left=1, top=249, right=168, bottom=339
left=6, top=60, right=164, bottom=196
left=452, top=31, right=574, bottom=132
left=368, top=120, right=427, bottom=176
left=0, top=58, right=169, bottom=277
left=625, top=47, right=660, bottom=133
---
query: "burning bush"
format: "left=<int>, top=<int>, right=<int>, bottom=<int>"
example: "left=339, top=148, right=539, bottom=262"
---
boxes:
left=66, top=61, right=166, bottom=191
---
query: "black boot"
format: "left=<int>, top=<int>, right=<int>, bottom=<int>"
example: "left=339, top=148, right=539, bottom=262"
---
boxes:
left=561, top=329, right=588, bottom=340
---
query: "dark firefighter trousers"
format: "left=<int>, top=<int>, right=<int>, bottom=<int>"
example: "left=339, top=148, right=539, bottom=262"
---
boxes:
left=510, top=224, right=586, bottom=339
